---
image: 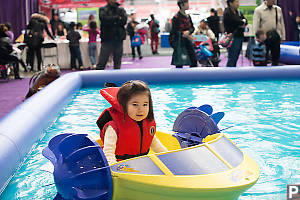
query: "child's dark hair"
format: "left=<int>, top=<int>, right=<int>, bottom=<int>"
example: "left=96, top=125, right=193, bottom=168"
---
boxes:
left=70, top=22, right=76, bottom=29
left=177, top=0, right=188, bottom=9
left=117, top=80, right=154, bottom=121
left=89, top=21, right=97, bottom=32
left=76, top=22, right=83, bottom=29
left=255, top=30, right=265, bottom=39
left=227, top=0, right=235, bottom=6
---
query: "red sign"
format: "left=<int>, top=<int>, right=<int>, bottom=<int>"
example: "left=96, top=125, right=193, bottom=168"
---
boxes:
left=39, top=0, right=124, bottom=8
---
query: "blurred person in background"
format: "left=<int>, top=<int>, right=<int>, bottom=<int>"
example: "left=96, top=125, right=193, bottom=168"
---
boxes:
left=169, top=0, right=198, bottom=68
left=164, top=18, right=172, bottom=33
left=4, top=22, right=14, bottom=43
left=50, top=13, right=63, bottom=36
left=83, top=21, right=100, bottom=69
left=223, top=0, right=247, bottom=67
left=253, top=0, right=285, bottom=66
left=0, top=24, right=26, bottom=79
left=55, top=22, right=67, bottom=38
left=126, top=12, right=143, bottom=60
left=288, top=11, right=300, bottom=42
left=88, top=14, right=96, bottom=27
left=67, top=22, right=83, bottom=70
left=96, top=0, right=127, bottom=70
left=149, top=14, right=160, bottom=54
left=207, top=8, right=220, bottom=41
left=25, top=13, right=55, bottom=71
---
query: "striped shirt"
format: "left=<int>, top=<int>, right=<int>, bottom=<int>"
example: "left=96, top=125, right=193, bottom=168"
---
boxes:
left=252, top=40, right=266, bottom=62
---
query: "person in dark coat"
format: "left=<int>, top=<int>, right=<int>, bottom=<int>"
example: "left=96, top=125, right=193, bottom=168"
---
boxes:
left=25, top=13, right=54, bottom=71
left=169, top=0, right=198, bottom=68
left=66, top=22, right=83, bottom=70
left=223, top=0, right=247, bottom=67
left=96, top=0, right=127, bottom=70
left=0, top=24, right=26, bottom=79
left=207, top=8, right=220, bottom=41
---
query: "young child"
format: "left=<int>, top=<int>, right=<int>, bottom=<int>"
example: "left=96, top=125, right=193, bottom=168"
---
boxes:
left=83, top=21, right=100, bottom=69
left=96, top=80, right=167, bottom=165
left=252, top=30, right=267, bottom=66
left=66, top=22, right=83, bottom=70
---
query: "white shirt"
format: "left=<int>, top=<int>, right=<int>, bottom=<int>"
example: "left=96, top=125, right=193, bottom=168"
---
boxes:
left=103, top=125, right=168, bottom=165
left=194, top=26, right=216, bottom=41
left=253, top=3, right=286, bottom=40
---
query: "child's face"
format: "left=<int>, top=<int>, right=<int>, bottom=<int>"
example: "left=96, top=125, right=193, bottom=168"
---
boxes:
left=259, top=33, right=266, bottom=41
left=126, top=92, right=149, bottom=122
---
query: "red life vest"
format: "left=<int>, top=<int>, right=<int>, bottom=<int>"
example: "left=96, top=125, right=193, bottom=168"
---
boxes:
left=97, top=87, right=156, bottom=161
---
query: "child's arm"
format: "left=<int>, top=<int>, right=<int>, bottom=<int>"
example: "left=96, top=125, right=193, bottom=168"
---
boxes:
left=150, top=136, right=168, bottom=153
left=82, top=24, right=90, bottom=32
left=103, top=125, right=118, bottom=165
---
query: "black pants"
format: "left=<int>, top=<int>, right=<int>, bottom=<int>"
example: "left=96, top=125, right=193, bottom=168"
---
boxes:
left=27, top=46, right=42, bottom=71
left=265, top=30, right=281, bottom=66
left=96, top=41, right=123, bottom=70
left=176, top=37, right=197, bottom=68
left=69, top=46, right=83, bottom=69
left=131, top=46, right=141, bottom=58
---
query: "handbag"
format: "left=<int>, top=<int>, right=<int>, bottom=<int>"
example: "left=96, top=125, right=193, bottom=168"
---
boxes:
left=171, top=32, right=191, bottom=66
left=218, top=32, right=233, bottom=48
left=131, top=34, right=142, bottom=47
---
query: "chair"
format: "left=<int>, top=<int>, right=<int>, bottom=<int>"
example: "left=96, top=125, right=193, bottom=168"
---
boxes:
left=42, top=42, right=58, bottom=66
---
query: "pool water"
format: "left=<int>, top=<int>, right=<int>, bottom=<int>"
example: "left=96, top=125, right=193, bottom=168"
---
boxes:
left=1, top=80, right=300, bottom=200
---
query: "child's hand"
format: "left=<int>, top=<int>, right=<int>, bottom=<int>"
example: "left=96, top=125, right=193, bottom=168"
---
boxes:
left=182, top=30, right=190, bottom=36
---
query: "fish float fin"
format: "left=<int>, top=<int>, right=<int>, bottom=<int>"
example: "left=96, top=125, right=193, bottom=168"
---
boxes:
left=210, top=112, right=225, bottom=125
left=197, top=104, right=213, bottom=115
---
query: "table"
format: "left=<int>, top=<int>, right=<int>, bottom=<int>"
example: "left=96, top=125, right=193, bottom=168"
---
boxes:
left=43, top=37, right=132, bottom=69
left=17, top=37, right=132, bottom=69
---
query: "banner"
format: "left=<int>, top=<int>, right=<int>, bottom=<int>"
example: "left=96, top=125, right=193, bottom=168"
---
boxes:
left=77, top=7, right=99, bottom=26
left=39, top=0, right=124, bottom=8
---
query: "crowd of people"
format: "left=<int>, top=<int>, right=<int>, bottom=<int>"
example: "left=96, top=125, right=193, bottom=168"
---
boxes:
left=0, top=0, right=299, bottom=80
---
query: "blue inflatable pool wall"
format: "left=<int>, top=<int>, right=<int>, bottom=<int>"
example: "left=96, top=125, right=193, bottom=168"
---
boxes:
left=1, top=66, right=300, bottom=195
left=280, top=41, right=300, bottom=65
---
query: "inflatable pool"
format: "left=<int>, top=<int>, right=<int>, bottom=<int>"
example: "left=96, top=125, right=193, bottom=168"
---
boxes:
left=280, top=41, right=300, bottom=65
left=43, top=105, right=260, bottom=200
left=1, top=66, right=300, bottom=197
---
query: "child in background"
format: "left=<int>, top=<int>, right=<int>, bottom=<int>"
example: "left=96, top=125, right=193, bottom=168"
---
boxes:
left=252, top=30, right=267, bottom=66
left=96, top=80, right=167, bottom=165
left=126, top=12, right=143, bottom=60
left=66, top=22, right=83, bottom=70
left=83, top=21, right=100, bottom=69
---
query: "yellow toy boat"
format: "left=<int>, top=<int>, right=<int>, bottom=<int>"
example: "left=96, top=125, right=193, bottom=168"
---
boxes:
left=43, top=105, right=259, bottom=200
left=109, top=130, right=259, bottom=200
